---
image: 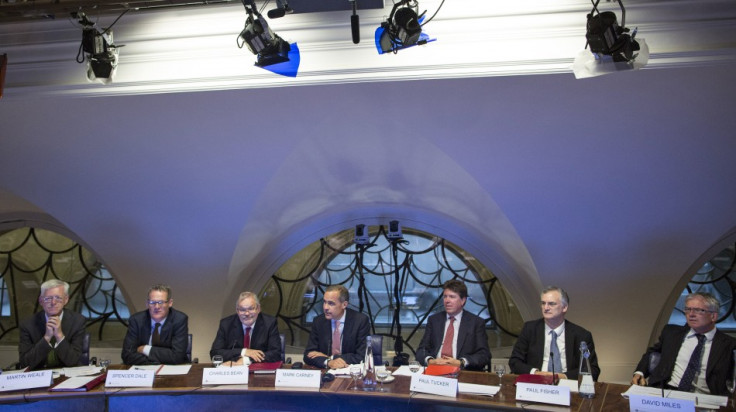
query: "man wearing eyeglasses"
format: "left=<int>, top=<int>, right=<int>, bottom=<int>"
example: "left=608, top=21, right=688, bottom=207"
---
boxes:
left=210, top=291, right=281, bottom=364
left=121, top=284, right=189, bottom=365
left=631, top=292, right=736, bottom=395
left=19, top=280, right=88, bottom=370
left=509, top=286, right=601, bottom=380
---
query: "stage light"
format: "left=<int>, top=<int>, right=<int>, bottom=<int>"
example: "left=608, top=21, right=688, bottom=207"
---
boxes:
left=585, top=0, right=640, bottom=63
left=238, top=0, right=291, bottom=67
left=267, top=0, right=293, bottom=19
left=74, top=12, right=121, bottom=84
left=374, top=0, right=437, bottom=54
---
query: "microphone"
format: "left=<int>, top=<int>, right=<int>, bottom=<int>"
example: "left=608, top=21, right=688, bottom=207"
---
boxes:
left=351, top=14, right=360, bottom=44
left=549, top=351, right=557, bottom=385
left=267, top=8, right=286, bottom=19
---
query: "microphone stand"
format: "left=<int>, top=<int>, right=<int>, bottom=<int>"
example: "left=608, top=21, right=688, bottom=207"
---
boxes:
left=549, top=351, right=557, bottom=385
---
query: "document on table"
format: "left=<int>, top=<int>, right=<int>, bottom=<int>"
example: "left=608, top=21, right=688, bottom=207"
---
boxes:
left=129, top=364, right=192, bottom=375
left=622, top=385, right=727, bottom=409
left=61, top=366, right=103, bottom=377
left=458, top=382, right=500, bottom=396
left=392, top=365, right=424, bottom=376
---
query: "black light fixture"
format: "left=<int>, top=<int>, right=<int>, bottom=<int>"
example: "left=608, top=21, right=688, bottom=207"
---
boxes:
left=354, top=224, right=370, bottom=245
left=585, top=0, right=640, bottom=62
left=238, top=0, right=290, bottom=67
left=267, top=0, right=293, bottom=19
left=74, top=12, right=122, bottom=84
left=377, top=0, right=424, bottom=54
left=387, top=220, right=402, bottom=240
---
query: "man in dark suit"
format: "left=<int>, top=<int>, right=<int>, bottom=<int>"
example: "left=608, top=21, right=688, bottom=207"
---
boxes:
left=631, top=292, right=736, bottom=395
left=416, top=280, right=491, bottom=371
left=304, top=284, right=370, bottom=369
left=122, top=284, right=189, bottom=365
left=210, top=291, right=281, bottom=364
left=509, top=286, right=600, bottom=380
left=19, top=279, right=88, bottom=370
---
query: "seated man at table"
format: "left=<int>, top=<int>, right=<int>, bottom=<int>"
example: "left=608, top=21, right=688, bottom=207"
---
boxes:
left=19, top=279, right=88, bottom=370
left=416, top=280, right=491, bottom=371
left=304, top=284, right=370, bottom=369
left=122, top=284, right=189, bottom=365
left=509, top=285, right=600, bottom=380
left=210, top=291, right=281, bottom=364
left=631, top=292, right=736, bottom=395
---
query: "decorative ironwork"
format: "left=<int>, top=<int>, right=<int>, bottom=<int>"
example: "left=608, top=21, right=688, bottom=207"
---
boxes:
left=669, top=242, right=735, bottom=329
left=0, top=227, right=130, bottom=343
left=261, top=225, right=521, bottom=360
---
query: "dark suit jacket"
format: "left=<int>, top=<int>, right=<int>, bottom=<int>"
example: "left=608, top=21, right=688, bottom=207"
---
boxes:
left=18, top=309, right=87, bottom=370
left=635, top=324, right=736, bottom=396
left=303, top=308, right=370, bottom=368
left=210, top=313, right=281, bottom=362
left=121, top=308, right=189, bottom=365
left=415, top=310, right=491, bottom=371
left=509, top=319, right=601, bottom=381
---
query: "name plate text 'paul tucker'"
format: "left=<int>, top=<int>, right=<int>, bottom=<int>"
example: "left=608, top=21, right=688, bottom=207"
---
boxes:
left=202, top=366, right=249, bottom=385
left=275, top=369, right=321, bottom=388
left=515, top=382, right=570, bottom=406
left=105, top=369, right=155, bottom=387
left=0, top=370, right=53, bottom=392
left=410, top=374, right=458, bottom=397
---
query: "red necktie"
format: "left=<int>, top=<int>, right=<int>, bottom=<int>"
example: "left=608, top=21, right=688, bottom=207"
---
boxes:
left=331, top=320, right=341, bottom=356
left=243, top=326, right=251, bottom=349
left=441, top=316, right=455, bottom=358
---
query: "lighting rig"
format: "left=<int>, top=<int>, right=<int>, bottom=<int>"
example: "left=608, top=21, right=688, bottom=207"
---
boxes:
left=74, top=11, right=124, bottom=84
left=375, top=0, right=440, bottom=54
left=585, top=0, right=640, bottom=62
left=238, top=0, right=291, bottom=67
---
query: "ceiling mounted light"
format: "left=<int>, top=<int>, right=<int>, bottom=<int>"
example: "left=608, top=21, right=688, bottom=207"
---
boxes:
left=74, top=11, right=125, bottom=84
left=267, top=0, right=294, bottom=19
left=375, top=0, right=439, bottom=54
left=238, top=0, right=291, bottom=67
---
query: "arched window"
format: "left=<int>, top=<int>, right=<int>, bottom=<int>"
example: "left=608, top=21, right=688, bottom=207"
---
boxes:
left=667, top=243, right=735, bottom=330
left=259, top=225, right=523, bottom=358
left=0, top=227, right=130, bottom=343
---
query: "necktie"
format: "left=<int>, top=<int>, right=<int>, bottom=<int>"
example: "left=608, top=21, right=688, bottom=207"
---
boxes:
left=548, top=330, right=562, bottom=372
left=678, top=334, right=706, bottom=392
left=244, top=326, right=251, bottom=349
left=441, top=316, right=455, bottom=358
left=46, top=337, right=59, bottom=368
left=331, top=320, right=341, bottom=356
left=152, top=323, right=161, bottom=346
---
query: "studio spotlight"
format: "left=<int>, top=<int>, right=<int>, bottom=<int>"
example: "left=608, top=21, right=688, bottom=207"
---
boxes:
left=74, top=12, right=120, bottom=84
left=585, top=0, right=640, bottom=62
left=238, top=0, right=291, bottom=67
left=354, top=224, right=370, bottom=245
left=375, top=0, right=436, bottom=54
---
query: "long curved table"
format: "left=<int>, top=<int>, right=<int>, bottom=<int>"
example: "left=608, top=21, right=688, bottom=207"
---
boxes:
left=1, top=364, right=734, bottom=411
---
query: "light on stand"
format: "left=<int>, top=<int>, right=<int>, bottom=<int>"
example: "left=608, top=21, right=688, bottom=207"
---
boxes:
left=375, top=0, right=436, bottom=54
left=238, top=0, right=290, bottom=67
left=74, top=12, right=120, bottom=84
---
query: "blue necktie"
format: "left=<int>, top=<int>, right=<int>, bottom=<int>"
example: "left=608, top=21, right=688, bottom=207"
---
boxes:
left=548, top=330, right=562, bottom=372
left=677, top=334, right=706, bottom=392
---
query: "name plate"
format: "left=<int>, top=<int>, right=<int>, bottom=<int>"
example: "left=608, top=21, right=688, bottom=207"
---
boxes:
left=515, top=382, right=570, bottom=406
left=105, top=369, right=155, bottom=387
left=202, top=366, right=249, bottom=385
left=0, top=370, right=53, bottom=392
left=628, top=395, right=695, bottom=412
left=275, top=369, right=321, bottom=389
left=410, top=373, right=458, bottom=398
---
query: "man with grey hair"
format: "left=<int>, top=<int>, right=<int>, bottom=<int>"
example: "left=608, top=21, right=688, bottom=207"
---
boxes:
left=19, top=279, right=88, bottom=370
left=304, top=284, right=370, bottom=369
left=210, top=291, right=281, bottom=364
left=122, top=284, right=189, bottom=365
left=631, top=292, right=736, bottom=395
left=509, top=286, right=600, bottom=380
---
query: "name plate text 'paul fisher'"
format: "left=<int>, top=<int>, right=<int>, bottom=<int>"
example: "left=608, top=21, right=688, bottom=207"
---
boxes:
left=515, top=382, right=570, bottom=406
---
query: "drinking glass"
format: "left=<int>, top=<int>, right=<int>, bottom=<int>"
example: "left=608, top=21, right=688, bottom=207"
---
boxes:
left=409, top=360, right=420, bottom=373
left=212, top=355, right=223, bottom=368
left=99, top=359, right=110, bottom=371
left=494, top=364, right=506, bottom=386
left=349, top=365, right=363, bottom=390
left=375, top=369, right=390, bottom=392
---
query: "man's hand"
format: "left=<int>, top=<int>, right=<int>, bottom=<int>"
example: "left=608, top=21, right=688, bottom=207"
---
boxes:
left=327, top=358, right=348, bottom=369
left=536, top=371, right=568, bottom=379
left=45, top=316, right=61, bottom=342
left=244, top=349, right=265, bottom=363
left=631, top=374, right=647, bottom=386
left=429, top=356, right=461, bottom=367
left=307, top=351, right=328, bottom=359
left=137, top=345, right=146, bottom=354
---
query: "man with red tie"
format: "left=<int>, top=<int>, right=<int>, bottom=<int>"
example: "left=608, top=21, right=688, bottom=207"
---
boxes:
left=210, top=291, right=281, bottom=364
left=304, top=285, right=370, bottom=369
left=416, top=280, right=491, bottom=371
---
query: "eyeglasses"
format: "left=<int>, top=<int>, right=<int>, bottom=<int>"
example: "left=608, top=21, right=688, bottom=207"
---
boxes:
left=236, top=306, right=258, bottom=314
left=540, top=301, right=559, bottom=307
left=147, top=300, right=170, bottom=306
left=41, top=296, right=65, bottom=303
left=683, top=307, right=714, bottom=315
